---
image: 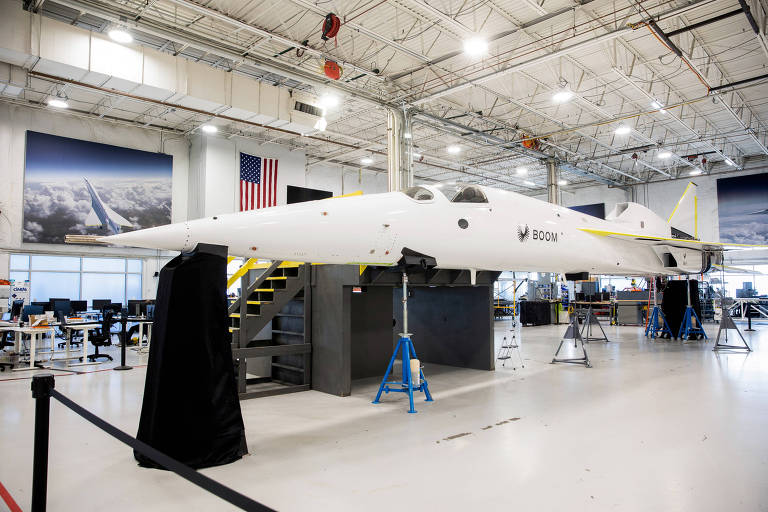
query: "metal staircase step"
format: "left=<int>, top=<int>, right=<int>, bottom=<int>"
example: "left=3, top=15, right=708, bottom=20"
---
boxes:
left=271, top=362, right=304, bottom=372
left=230, top=313, right=259, bottom=318
left=272, top=329, right=304, bottom=336
left=229, top=327, right=240, bottom=332
left=245, top=300, right=272, bottom=305
left=266, top=276, right=288, bottom=280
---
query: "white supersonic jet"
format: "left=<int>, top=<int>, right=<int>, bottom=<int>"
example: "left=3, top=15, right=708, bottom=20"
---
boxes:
left=101, top=181, right=766, bottom=278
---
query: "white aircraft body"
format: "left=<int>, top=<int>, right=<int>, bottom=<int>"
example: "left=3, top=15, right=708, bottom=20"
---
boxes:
left=102, top=182, right=766, bottom=276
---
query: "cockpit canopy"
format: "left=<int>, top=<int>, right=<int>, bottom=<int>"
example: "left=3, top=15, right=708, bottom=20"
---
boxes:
left=404, top=184, right=488, bottom=203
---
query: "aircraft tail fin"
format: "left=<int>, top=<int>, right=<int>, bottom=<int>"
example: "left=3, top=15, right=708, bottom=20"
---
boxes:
left=104, top=205, right=133, bottom=227
left=667, top=182, right=698, bottom=239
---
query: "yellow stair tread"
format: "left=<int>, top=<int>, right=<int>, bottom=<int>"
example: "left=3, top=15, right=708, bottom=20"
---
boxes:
left=266, top=276, right=288, bottom=280
left=229, top=313, right=260, bottom=318
left=228, top=327, right=239, bottom=332
left=253, top=288, right=274, bottom=292
left=246, top=300, right=272, bottom=305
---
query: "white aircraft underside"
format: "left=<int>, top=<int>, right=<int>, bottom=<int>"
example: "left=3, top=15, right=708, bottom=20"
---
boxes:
left=103, top=182, right=767, bottom=277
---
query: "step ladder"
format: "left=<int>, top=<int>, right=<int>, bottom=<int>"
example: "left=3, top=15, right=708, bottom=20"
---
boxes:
left=497, top=316, right=524, bottom=369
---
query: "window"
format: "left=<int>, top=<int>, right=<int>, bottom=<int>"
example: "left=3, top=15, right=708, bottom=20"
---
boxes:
left=403, top=186, right=434, bottom=201
left=433, top=183, right=488, bottom=203
left=451, top=185, right=488, bottom=203
left=8, top=254, right=142, bottom=306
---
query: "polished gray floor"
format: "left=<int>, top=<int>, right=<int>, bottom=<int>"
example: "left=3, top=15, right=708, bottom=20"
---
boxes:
left=1, top=319, right=766, bottom=511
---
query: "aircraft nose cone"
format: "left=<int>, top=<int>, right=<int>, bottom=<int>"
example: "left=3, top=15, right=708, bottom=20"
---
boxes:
left=103, top=222, right=191, bottom=251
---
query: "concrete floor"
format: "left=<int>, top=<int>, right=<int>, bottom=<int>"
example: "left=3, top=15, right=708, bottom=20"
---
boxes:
left=1, top=320, right=767, bottom=511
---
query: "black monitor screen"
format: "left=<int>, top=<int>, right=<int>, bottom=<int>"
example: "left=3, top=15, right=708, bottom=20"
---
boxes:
left=70, top=300, right=87, bottom=312
left=92, top=299, right=111, bottom=311
left=52, top=300, right=72, bottom=316
left=128, top=300, right=143, bottom=315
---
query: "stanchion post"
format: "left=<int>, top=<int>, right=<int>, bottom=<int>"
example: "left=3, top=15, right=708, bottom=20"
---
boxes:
left=114, top=308, right=133, bottom=371
left=31, top=373, right=55, bottom=512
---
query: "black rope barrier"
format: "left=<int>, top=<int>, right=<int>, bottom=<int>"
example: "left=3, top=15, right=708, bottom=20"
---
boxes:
left=31, top=374, right=275, bottom=512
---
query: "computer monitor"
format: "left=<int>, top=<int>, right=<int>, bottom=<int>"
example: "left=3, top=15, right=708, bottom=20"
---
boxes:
left=70, top=300, right=87, bottom=313
left=128, top=300, right=143, bottom=316
left=52, top=299, right=72, bottom=318
left=92, top=299, right=111, bottom=311
left=21, top=305, right=44, bottom=322
left=32, top=301, right=50, bottom=310
left=104, top=303, right=122, bottom=314
left=10, top=299, right=24, bottom=320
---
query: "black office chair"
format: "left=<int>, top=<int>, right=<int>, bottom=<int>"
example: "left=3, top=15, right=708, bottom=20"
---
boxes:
left=84, top=309, right=115, bottom=362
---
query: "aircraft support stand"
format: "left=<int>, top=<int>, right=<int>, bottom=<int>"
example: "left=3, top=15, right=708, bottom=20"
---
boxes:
left=713, top=308, right=752, bottom=352
left=744, top=304, right=756, bottom=332
left=581, top=306, right=609, bottom=343
left=678, top=278, right=707, bottom=341
left=551, top=314, right=592, bottom=368
left=373, top=272, right=433, bottom=413
left=645, top=279, right=672, bottom=338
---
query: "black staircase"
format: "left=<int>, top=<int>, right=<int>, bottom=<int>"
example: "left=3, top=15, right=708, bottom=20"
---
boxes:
left=229, top=262, right=311, bottom=399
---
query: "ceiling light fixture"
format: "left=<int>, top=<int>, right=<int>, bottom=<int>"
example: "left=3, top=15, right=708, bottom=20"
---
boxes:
left=558, top=179, right=568, bottom=186
left=108, top=29, right=133, bottom=44
left=446, top=145, right=461, bottom=154
left=314, top=117, right=327, bottom=131
left=725, top=158, right=735, bottom=166
left=552, top=89, right=574, bottom=103
left=361, top=157, right=373, bottom=165
left=463, top=37, right=488, bottom=57
left=614, top=125, right=631, bottom=135
left=318, top=94, right=339, bottom=109
left=516, top=167, right=528, bottom=175
left=524, top=180, right=536, bottom=186
left=412, top=152, right=422, bottom=159
left=658, top=151, right=672, bottom=159
left=404, top=132, right=412, bottom=139
left=201, top=124, right=218, bottom=134
left=689, top=169, right=702, bottom=176
left=47, top=98, right=69, bottom=109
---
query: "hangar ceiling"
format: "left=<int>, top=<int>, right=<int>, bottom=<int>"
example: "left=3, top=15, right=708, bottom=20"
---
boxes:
left=3, top=0, right=768, bottom=193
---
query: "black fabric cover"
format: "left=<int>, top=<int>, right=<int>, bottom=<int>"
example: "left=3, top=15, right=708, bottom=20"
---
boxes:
left=135, top=244, right=246, bottom=469
left=661, top=280, right=701, bottom=337
left=520, top=300, right=550, bottom=326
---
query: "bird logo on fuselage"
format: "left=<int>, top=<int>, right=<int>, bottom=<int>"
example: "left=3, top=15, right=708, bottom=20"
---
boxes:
left=517, top=224, right=530, bottom=242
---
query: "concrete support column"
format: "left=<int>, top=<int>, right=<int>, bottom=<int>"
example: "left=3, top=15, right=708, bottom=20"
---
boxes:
left=387, top=108, right=405, bottom=192
left=546, top=158, right=559, bottom=205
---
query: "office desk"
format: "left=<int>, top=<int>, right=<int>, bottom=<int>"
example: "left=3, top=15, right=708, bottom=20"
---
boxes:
left=129, top=320, right=153, bottom=354
left=0, top=325, right=57, bottom=371
left=62, top=322, right=103, bottom=367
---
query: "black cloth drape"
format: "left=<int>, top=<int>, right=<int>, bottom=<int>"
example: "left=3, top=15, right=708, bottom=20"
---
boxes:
left=135, top=244, right=246, bottom=469
left=661, top=280, right=702, bottom=337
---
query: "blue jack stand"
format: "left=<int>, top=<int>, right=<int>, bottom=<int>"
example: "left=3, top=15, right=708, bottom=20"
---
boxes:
left=372, top=333, right=433, bottom=413
left=678, top=306, right=708, bottom=340
left=645, top=306, right=672, bottom=338
left=373, top=271, right=433, bottom=413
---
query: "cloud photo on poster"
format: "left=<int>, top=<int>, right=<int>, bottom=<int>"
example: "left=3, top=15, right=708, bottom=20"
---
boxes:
left=23, top=131, right=172, bottom=244
left=716, top=173, right=768, bottom=245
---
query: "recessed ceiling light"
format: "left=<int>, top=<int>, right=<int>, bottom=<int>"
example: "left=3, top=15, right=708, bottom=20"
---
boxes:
left=651, top=100, right=663, bottom=109
left=108, top=29, right=133, bottom=44
left=412, top=152, right=422, bottom=158
left=725, top=158, right=735, bottom=166
left=361, top=157, right=373, bottom=165
left=558, top=179, right=568, bottom=186
left=463, top=37, right=488, bottom=57
left=201, top=124, right=218, bottom=134
left=658, top=151, right=672, bottom=159
left=404, top=132, right=412, bottom=139
left=516, top=167, right=528, bottom=175
left=552, top=89, right=574, bottom=103
left=689, top=169, right=702, bottom=175
left=47, top=98, right=68, bottom=109
left=614, top=125, right=631, bottom=135
left=524, top=180, right=536, bottom=186
left=314, top=117, right=327, bottom=131
left=319, top=94, right=339, bottom=109
left=447, top=145, right=461, bottom=154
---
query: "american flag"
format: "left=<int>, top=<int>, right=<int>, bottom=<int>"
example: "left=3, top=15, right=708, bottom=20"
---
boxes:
left=240, top=153, right=278, bottom=211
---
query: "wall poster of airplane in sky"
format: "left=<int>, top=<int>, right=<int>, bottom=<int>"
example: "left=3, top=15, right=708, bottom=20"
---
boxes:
left=23, top=131, right=172, bottom=244
left=716, top=172, right=768, bottom=245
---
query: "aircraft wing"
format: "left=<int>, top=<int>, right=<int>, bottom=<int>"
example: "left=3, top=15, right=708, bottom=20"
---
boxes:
left=103, top=204, right=133, bottom=227
left=579, top=228, right=768, bottom=251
